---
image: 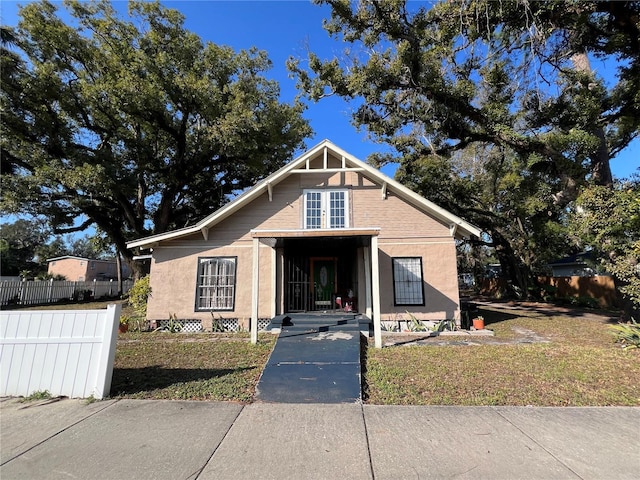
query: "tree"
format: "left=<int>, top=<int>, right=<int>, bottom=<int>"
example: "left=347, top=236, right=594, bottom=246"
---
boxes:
left=570, top=181, right=640, bottom=313
left=1, top=0, right=312, bottom=277
left=0, top=219, right=55, bottom=276
left=289, top=0, right=640, bottom=297
left=66, top=235, right=113, bottom=260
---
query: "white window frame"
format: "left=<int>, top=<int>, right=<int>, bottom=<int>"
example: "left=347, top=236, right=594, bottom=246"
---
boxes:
left=392, top=257, right=425, bottom=306
left=303, top=189, right=350, bottom=229
left=195, top=256, right=237, bottom=311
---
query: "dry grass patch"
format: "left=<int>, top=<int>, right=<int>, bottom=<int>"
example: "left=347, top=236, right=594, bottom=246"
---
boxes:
left=366, top=308, right=640, bottom=406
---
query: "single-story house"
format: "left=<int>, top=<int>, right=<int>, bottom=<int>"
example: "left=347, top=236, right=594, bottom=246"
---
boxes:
left=127, top=140, right=481, bottom=347
left=548, top=251, right=597, bottom=277
left=47, top=256, right=131, bottom=281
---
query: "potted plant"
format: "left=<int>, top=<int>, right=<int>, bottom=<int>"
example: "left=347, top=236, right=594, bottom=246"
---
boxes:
left=472, top=315, right=485, bottom=330
left=119, top=315, right=130, bottom=333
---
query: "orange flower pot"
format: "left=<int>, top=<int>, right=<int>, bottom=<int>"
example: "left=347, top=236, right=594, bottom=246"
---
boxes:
left=472, top=317, right=485, bottom=330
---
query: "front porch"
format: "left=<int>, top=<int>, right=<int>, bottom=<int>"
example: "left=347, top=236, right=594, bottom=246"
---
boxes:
left=249, top=228, right=384, bottom=347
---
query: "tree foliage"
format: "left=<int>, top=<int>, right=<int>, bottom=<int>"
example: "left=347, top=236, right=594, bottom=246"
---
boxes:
left=289, top=0, right=640, bottom=296
left=570, top=182, right=640, bottom=311
left=0, top=219, right=52, bottom=276
left=1, top=0, right=312, bottom=276
left=0, top=218, right=115, bottom=277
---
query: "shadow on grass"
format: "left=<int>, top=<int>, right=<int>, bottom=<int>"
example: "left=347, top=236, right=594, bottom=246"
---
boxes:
left=478, top=307, right=520, bottom=327
left=110, top=365, right=255, bottom=396
left=360, top=334, right=369, bottom=402
left=477, top=304, right=621, bottom=326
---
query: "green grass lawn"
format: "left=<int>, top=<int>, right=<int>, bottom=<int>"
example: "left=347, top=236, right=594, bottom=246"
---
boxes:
left=15, top=300, right=640, bottom=405
left=111, top=333, right=276, bottom=402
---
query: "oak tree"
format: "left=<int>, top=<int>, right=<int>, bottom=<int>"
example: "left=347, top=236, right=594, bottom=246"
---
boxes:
left=290, top=0, right=640, bottom=296
left=1, top=0, right=312, bottom=277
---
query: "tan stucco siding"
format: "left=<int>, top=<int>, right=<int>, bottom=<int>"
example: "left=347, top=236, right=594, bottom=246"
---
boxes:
left=147, top=242, right=274, bottom=328
left=352, top=188, right=449, bottom=238
left=204, top=188, right=302, bottom=244
left=48, top=258, right=89, bottom=281
left=377, top=240, right=460, bottom=321
left=194, top=171, right=369, bottom=243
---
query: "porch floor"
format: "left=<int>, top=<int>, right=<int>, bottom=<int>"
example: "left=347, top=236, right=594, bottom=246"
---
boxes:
left=255, top=314, right=364, bottom=403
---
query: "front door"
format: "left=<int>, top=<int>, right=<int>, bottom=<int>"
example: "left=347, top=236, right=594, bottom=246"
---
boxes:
left=311, top=258, right=336, bottom=310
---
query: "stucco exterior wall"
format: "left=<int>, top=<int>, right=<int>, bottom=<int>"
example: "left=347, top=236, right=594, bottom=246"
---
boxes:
left=48, top=258, right=89, bottom=281
left=377, top=240, right=460, bottom=321
left=147, top=241, right=274, bottom=329
left=47, top=258, right=128, bottom=281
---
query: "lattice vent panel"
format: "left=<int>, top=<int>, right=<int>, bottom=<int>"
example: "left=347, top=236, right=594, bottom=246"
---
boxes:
left=157, top=319, right=202, bottom=333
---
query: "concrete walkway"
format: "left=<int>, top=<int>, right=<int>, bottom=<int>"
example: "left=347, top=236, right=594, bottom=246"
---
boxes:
left=256, top=314, right=363, bottom=403
left=1, top=397, right=638, bottom=479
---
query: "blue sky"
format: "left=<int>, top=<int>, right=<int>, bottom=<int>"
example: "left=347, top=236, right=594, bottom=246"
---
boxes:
left=1, top=0, right=638, bottom=181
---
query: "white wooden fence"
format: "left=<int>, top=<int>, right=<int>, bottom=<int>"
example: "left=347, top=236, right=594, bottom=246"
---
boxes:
left=0, top=279, right=133, bottom=307
left=0, top=304, right=121, bottom=399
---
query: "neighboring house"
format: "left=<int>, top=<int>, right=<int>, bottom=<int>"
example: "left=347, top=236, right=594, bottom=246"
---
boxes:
left=127, top=140, right=481, bottom=347
left=548, top=252, right=596, bottom=277
left=47, top=256, right=130, bottom=281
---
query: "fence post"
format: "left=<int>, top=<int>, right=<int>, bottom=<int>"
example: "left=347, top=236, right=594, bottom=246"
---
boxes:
left=48, top=278, right=54, bottom=303
left=19, top=278, right=26, bottom=305
left=94, top=303, right=121, bottom=398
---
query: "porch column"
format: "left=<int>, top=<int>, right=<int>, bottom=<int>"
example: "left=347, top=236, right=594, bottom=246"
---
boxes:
left=371, top=236, right=382, bottom=348
left=276, top=248, right=285, bottom=315
left=270, top=246, right=277, bottom=318
left=251, top=237, right=259, bottom=344
left=363, top=246, right=372, bottom=318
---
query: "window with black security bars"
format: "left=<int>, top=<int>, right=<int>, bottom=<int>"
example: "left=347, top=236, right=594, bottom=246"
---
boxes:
left=392, top=257, right=425, bottom=306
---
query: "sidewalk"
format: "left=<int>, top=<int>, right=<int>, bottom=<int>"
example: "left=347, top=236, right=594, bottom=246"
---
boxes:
left=1, top=397, right=638, bottom=479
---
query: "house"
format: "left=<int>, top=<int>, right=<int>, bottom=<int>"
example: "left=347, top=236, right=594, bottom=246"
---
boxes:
left=126, top=140, right=481, bottom=347
left=47, top=256, right=130, bottom=281
left=548, top=251, right=597, bottom=277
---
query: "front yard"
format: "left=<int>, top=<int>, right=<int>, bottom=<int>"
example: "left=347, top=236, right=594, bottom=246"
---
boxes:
left=17, top=299, right=640, bottom=405
left=366, top=309, right=640, bottom=406
left=110, top=303, right=639, bottom=406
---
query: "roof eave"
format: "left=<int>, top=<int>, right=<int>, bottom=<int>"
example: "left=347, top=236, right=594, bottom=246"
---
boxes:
left=126, top=139, right=482, bottom=248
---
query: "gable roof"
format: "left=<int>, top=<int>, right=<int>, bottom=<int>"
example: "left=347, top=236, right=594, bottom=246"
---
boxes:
left=47, top=255, right=116, bottom=263
left=548, top=251, right=594, bottom=267
left=127, top=140, right=482, bottom=249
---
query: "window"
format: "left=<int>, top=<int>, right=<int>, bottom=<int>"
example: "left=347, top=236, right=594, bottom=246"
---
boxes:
left=196, top=257, right=237, bottom=311
left=303, top=189, right=349, bottom=229
left=392, top=257, right=425, bottom=306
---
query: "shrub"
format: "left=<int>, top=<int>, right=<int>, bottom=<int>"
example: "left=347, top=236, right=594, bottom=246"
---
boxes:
left=609, top=319, right=640, bottom=350
left=128, top=275, right=151, bottom=318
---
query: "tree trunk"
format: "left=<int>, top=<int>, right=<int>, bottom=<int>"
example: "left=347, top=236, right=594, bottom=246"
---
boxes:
left=116, top=252, right=123, bottom=296
left=492, top=231, right=532, bottom=299
left=571, top=50, right=613, bottom=187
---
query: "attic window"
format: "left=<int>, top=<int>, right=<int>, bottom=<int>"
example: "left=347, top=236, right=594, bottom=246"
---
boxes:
left=303, top=189, right=349, bottom=229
